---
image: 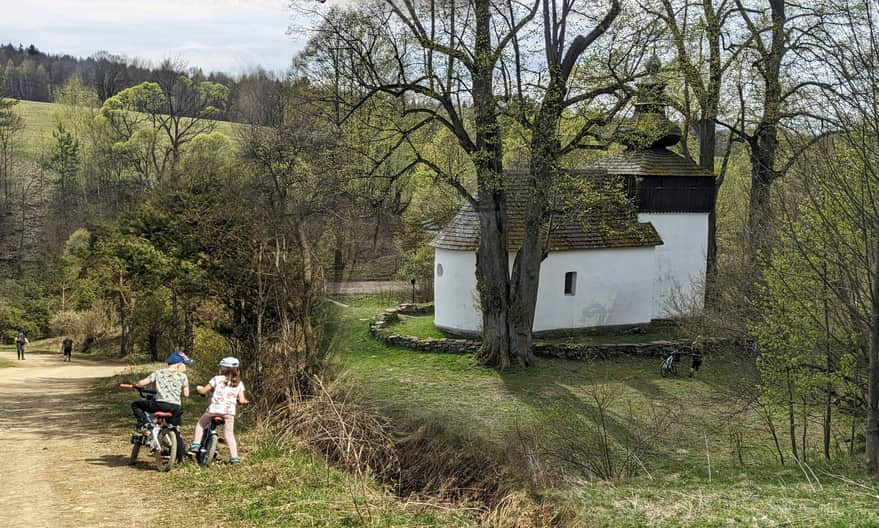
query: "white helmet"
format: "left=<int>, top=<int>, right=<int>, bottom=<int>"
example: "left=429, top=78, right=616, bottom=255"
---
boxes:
left=219, top=356, right=240, bottom=368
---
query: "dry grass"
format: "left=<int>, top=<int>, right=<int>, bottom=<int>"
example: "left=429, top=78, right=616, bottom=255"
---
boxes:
left=265, top=373, right=570, bottom=526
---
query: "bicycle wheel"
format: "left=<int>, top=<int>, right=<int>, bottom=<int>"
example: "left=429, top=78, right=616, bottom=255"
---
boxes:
left=154, top=427, right=177, bottom=472
left=201, top=432, right=218, bottom=467
left=129, top=435, right=141, bottom=465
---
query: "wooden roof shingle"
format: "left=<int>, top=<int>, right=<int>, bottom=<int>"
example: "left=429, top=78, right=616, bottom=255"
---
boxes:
left=432, top=173, right=663, bottom=252
left=591, top=147, right=714, bottom=178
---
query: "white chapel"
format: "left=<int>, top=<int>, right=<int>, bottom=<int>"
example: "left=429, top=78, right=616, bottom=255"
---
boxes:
left=431, top=59, right=715, bottom=336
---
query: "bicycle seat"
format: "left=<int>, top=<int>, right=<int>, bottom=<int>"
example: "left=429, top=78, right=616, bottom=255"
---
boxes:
left=153, top=412, right=174, bottom=418
left=212, top=416, right=225, bottom=423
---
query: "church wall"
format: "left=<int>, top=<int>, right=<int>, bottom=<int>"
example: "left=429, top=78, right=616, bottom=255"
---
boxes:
left=433, top=246, right=656, bottom=335
left=433, top=248, right=481, bottom=334
left=532, top=247, right=655, bottom=331
left=638, top=212, right=708, bottom=318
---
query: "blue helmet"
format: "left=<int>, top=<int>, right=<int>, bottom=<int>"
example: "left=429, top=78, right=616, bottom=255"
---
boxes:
left=167, top=351, right=195, bottom=366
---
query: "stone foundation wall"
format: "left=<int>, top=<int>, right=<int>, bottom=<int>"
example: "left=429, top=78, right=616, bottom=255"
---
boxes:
left=369, top=304, right=753, bottom=358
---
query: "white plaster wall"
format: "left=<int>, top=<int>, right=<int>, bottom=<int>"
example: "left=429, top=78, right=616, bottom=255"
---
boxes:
left=638, top=212, right=708, bottom=318
left=433, top=248, right=481, bottom=334
left=433, top=246, right=656, bottom=334
left=532, top=247, right=655, bottom=331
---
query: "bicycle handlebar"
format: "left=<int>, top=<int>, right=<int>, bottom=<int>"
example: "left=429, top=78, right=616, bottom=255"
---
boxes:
left=119, top=383, right=157, bottom=398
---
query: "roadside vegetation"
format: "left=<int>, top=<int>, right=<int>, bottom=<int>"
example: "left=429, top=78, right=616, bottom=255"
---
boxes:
left=81, top=296, right=879, bottom=527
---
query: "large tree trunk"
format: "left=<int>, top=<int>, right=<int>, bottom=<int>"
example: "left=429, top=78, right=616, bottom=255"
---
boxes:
left=507, top=73, right=567, bottom=367
left=746, top=0, right=784, bottom=266
left=696, top=117, right=719, bottom=304
left=474, top=191, right=513, bottom=368
left=471, top=0, right=513, bottom=368
left=865, top=238, right=879, bottom=477
left=747, top=142, right=777, bottom=262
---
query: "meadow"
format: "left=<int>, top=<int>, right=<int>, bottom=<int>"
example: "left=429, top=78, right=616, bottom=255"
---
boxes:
left=12, top=99, right=241, bottom=162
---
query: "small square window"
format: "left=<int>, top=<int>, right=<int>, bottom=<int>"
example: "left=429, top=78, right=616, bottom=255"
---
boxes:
left=564, top=272, right=577, bottom=296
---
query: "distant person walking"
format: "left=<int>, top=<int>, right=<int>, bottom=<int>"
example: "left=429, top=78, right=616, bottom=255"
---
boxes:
left=62, top=337, right=74, bottom=362
left=15, top=331, right=29, bottom=360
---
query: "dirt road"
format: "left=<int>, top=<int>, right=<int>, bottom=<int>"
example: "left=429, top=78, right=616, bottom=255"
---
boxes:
left=0, top=351, right=161, bottom=528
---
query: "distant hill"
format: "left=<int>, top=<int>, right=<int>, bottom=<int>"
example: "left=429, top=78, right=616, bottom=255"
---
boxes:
left=1, top=43, right=283, bottom=126
left=11, top=99, right=242, bottom=161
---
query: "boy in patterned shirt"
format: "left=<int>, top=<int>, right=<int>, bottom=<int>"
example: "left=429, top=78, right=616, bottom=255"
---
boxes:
left=131, top=351, right=193, bottom=430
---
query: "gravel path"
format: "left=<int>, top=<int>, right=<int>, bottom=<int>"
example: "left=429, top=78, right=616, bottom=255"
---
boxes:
left=0, top=351, right=161, bottom=528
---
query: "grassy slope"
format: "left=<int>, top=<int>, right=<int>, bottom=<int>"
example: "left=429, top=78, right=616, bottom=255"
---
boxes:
left=92, top=365, right=475, bottom=528
left=13, top=99, right=241, bottom=161
left=335, top=299, right=879, bottom=527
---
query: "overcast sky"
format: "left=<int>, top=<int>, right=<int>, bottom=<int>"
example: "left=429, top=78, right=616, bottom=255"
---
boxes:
left=0, top=0, right=316, bottom=75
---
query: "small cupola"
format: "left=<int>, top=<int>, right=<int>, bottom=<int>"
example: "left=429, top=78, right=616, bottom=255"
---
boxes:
left=590, top=55, right=716, bottom=214
left=618, top=54, right=682, bottom=149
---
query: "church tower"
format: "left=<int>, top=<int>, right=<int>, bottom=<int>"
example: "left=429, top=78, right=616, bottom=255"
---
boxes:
left=594, top=55, right=716, bottom=317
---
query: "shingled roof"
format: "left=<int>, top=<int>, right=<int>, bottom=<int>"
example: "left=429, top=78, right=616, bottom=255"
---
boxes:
left=431, top=174, right=663, bottom=252
left=592, top=147, right=714, bottom=178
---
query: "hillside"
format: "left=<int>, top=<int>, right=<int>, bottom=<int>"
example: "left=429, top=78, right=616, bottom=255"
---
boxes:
left=11, top=99, right=243, bottom=161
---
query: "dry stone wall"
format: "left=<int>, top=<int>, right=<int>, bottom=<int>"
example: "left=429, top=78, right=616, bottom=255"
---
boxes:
left=369, top=304, right=753, bottom=358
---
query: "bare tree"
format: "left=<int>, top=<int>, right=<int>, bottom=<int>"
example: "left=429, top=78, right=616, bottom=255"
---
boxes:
left=645, top=0, right=748, bottom=302
left=721, top=1, right=828, bottom=263
left=299, top=0, right=642, bottom=367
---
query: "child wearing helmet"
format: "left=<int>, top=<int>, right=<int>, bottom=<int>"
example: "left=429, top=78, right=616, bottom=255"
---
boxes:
left=189, top=356, right=249, bottom=463
left=131, top=351, right=193, bottom=429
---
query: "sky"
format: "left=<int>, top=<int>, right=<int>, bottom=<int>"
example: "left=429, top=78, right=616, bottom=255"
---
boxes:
left=0, top=0, right=319, bottom=75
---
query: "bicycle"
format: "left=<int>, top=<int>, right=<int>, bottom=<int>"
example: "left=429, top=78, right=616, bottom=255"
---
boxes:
left=120, top=384, right=178, bottom=472
left=659, top=353, right=678, bottom=377
left=193, top=415, right=226, bottom=467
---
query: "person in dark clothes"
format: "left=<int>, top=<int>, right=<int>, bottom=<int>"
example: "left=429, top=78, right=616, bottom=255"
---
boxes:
left=689, top=351, right=703, bottom=377
left=15, top=331, right=28, bottom=360
left=61, top=337, right=74, bottom=362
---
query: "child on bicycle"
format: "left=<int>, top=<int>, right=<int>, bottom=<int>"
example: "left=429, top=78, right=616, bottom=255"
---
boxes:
left=189, top=356, right=249, bottom=464
left=130, top=351, right=193, bottom=429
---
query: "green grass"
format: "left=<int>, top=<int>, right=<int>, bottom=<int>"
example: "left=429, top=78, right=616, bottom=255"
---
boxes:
left=12, top=99, right=243, bottom=162
left=82, top=297, right=879, bottom=526
left=90, top=364, right=477, bottom=527
left=16, top=100, right=54, bottom=159
left=388, top=314, right=459, bottom=339
left=168, top=437, right=477, bottom=527
left=383, top=313, right=685, bottom=344
left=331, top=300, right=879, bottom=527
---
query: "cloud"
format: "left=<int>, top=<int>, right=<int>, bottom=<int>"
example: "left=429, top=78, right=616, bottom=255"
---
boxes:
left=0, top=0, right=312, bottom=73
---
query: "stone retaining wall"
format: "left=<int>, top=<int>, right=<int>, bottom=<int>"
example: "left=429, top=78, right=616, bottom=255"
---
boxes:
left=370, top=304, right=753, bottom=358
left=369, top=303, right=481, bottom=354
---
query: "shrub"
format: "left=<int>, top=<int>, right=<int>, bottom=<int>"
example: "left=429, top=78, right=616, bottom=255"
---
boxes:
left=0, top=304, right=42, bottom=343
left=188, top=326, right=233, bottom=382
left=47, top=300, right=117, bottom=350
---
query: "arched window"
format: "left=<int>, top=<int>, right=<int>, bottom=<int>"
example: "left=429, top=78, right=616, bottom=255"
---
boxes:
left=436, top=263, right=444, bottom=277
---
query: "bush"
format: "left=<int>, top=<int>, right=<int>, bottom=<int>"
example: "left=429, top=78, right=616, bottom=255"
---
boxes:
left=0, top=304, right=42, bottom=343
left=188, top=326, right=233, bottom=382
left=48, top=300, right=117, bottom=350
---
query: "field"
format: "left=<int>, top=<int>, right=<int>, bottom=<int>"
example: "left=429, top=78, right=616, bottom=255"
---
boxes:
left=12, top=99, right=242, bottom=161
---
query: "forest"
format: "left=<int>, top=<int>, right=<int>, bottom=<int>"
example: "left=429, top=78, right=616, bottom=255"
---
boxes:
left=2, top=0, right=879, bottom=526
